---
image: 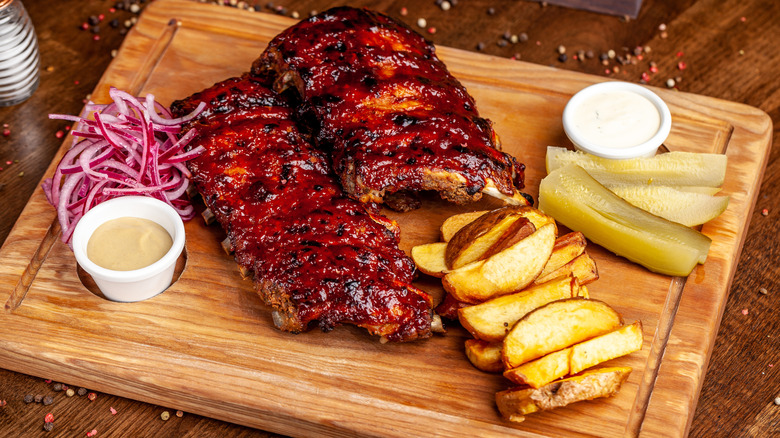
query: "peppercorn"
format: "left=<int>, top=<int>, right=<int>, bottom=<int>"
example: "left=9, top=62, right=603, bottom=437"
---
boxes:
left=66, top=388, right=75, bottom=397
left=487, top=7, right=495, bottom=15
left=43, top=396, right=54, bottom=406
left=43, top=422, right=54, bottom=432
left=52, top=382, right=63, bottom=392
left=87, top=392, right=97, bottom=401
left=78, top=387, right=88, bottom=396
left=558, top=53, right=568, bottom=63
left=476, top=42, right=485, bottom=51
left=161, top=411, right=171, bottom=421
left=88, top=15, right=100, bottom=26
left=34, top=394, right=43, bottom=403
left=24, top=394, right=34, bottom=404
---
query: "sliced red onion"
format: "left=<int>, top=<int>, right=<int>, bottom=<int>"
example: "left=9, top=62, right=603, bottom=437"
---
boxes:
left=42, top=86, right=205, bottom=245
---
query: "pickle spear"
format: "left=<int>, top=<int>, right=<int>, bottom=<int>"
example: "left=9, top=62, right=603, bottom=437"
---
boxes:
left=546, top=146, right=727, bottom=187
left=538, top=164, right=712, bottom=277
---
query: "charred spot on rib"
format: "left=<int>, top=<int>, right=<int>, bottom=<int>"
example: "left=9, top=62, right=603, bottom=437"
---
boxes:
left=406, top=157, right=417, bottom=165
left=313, top=184, right=323, bottom=191
left=361, top=76, right=377, bottom=88
left=264, top=123, right=279, bottom=133
left=301, top=240, right=323, bottom=247
left=393, top=114, right=418, bottom=127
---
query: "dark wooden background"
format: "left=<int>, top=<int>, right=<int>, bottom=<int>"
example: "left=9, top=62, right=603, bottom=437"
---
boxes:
left=0, top=0, right=777, bottom=436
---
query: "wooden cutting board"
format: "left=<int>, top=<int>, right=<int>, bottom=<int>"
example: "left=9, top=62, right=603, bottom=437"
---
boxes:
left=0, top=1, right=771, bottom=436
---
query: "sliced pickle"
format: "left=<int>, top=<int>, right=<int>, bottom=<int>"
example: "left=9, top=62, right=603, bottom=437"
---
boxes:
left=606, top=184, right=729, bottom=227
left=538, top=164, right=712, bottom=277
left=546, top=146, right=727, bottom=187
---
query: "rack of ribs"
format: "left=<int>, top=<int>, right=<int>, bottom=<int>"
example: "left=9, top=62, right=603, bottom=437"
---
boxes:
left=252, top=6, right=530, bottom=212
left=170, top=75, right=434, bottom=342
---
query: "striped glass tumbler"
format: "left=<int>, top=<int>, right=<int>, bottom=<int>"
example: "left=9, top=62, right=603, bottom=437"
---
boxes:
left=0, top=0, right=39, bottom=106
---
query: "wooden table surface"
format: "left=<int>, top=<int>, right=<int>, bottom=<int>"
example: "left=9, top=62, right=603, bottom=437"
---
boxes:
left=0, top=0, right=776, bottom=436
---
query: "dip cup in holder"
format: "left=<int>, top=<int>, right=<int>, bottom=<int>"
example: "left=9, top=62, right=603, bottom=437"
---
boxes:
left=71, top=196, right=185, bottom=302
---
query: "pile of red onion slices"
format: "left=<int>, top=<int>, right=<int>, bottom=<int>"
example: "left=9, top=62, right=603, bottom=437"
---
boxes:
left=42, top=87, right=206, bottom=245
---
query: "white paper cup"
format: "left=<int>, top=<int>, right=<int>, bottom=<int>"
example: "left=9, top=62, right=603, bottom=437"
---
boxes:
left=71, top=196, right=185, bottom=302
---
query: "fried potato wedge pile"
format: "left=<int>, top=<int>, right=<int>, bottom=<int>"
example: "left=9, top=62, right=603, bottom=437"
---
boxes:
left=410, top=206, right=644, bottom=423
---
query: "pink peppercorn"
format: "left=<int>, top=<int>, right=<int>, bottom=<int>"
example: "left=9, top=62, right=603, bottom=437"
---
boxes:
left=677, top=61, right=687, bottom=70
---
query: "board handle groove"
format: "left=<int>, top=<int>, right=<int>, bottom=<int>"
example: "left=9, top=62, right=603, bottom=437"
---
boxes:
left=4, top=218, right=61, bottom=312
left=126, top=18, right=181, bottom=96
left=625, top=275, right=687, bottom=436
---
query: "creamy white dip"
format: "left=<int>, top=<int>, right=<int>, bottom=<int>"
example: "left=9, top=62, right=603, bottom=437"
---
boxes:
left=570, top=90, right=661, bottom=149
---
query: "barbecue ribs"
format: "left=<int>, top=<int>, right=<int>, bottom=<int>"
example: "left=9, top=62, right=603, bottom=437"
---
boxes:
left=170, top=75, right=434, bottom=342
left=252, top=6, right=530, bottom=211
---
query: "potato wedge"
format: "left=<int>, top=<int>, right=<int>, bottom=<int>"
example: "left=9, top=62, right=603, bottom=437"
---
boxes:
left=536, top=232, right=587, bottom=281
left=447, top=214, right=533, bottom=270
left=443, top=222, right=556, bottom=304
left=445, top=206, right=544, bottom=269
left=464, top=339, right=504, bottom=373
left=570, top=321, right=643, bottom=374
left=503, top=321, right=644, bottom=387
left=458, top=276, right=586, bottom=342
left=502, top=297, right=623, bottom=369
left=411, top=242, right=448, bottom=278
left=496, top=366, right=632, bottom=423
left=534, top=252, right=599, bottom=285
left=440, top=210, right=489, bottom=242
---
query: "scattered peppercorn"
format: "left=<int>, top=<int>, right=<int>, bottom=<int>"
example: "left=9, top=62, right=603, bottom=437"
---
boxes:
left=556, top=45, right=566, bottom=55
left=52, top=382, right=63, bottom=392
left=110, top=407, right=118, bottom=415
left=476, top=42, right=485, bottom=51
left=161, top=411, right=171, bottom=421
left=557, top=53, right=567, bottom=63
left=43, top=395, right=54, bottom=406
left=0, top=400, right=6, bottom=408
left=44, top=413, right=54, bottom=423
left=78, top=387, right=88, bottom=396
left=761, top=208, right=769, bottom=216
left=416, top=18, right=426, bottom=28
left=518, top=32, right=528, bottom=43
left=774, top=396, right=780, bottom=406
left=487, top=7, right=495, bottom=15
left=66, top=388, right=75, bottom=397
left=759, top=287, right=768, bottom=295
left=24, top=394, right=34, bottom=404
left=34, top=394, right=43, bottom=403
left=87, top=392, right=97, bottom=401
left=440, top=1, right=451, bottom=11
left=175, top=410, right=184, bottom=418
left=43, top=421, right=54, bottom=432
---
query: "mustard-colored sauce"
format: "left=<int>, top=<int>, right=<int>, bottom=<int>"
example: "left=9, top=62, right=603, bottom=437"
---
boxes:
left=87, top=217, right=173, bottom=271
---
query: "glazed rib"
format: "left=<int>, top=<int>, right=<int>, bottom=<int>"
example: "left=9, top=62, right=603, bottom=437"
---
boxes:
left=252, top=7, right=530, bottom=211
left=171, top=75, right=433, bottom=342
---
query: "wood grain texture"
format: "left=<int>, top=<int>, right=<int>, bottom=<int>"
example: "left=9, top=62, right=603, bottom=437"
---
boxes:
left=0, top=1, right=771, bottom=437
